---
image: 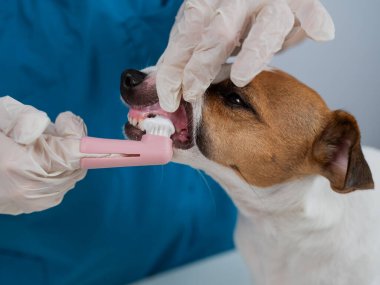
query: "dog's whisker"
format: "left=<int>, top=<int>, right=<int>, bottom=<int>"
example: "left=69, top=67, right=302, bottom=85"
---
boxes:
left=196, top=169, right=217, bottom=213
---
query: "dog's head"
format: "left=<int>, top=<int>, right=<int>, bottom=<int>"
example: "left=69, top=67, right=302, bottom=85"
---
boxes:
left=120, top=66, right=374, bottom=194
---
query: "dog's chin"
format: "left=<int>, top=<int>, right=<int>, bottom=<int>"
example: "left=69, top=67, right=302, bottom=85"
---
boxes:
left=123, top=100, right=194, bottom=150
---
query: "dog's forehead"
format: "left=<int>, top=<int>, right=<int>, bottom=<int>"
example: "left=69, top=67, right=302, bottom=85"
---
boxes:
left=246, top=70, right=327, bottom=109
left=206, top=69, right=331, bottom=142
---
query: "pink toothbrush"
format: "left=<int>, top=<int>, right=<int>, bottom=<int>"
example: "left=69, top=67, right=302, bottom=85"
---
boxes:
left=80, top=117, right=175, bottom=169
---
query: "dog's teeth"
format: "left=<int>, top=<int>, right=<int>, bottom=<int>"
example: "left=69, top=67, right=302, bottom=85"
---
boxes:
left=141, top=116, right=175, bottom=137
left=137, top=119, right=143, bottom=130
left=139, top=120, right=145, bottom=131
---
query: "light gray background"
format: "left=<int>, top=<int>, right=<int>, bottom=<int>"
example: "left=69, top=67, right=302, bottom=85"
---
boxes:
left=272, top=0, right=380, bottom=148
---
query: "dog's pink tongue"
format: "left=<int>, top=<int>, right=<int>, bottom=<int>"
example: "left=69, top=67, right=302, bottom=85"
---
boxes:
left=128, top=103, right=189, bottom=142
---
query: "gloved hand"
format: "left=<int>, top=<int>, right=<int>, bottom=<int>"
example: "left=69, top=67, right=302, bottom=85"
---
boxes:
left=157, top=0, right=335, bottom=112
left=0, top=96, right=89, bottom=215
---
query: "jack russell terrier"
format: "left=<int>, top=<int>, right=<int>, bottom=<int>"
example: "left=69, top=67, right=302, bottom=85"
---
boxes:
left=120, top=66, right=380, bottom=285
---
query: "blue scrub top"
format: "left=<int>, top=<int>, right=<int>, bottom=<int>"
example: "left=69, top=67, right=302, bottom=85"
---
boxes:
left=0, top=1, right=236, bottom=284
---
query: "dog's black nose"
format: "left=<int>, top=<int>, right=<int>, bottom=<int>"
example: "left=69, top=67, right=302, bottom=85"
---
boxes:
left=121, top=69, right=147, bottom=89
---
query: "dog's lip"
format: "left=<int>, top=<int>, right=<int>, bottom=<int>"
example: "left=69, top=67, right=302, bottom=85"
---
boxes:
left=124, top=101, right=194, bottom=150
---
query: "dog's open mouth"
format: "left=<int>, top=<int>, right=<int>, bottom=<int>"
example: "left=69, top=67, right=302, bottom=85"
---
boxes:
left=124, top=101, right=193, bottom=149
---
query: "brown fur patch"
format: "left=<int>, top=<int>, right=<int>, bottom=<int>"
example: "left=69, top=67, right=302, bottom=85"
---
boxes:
left=197, top=70, right=373, bottom=191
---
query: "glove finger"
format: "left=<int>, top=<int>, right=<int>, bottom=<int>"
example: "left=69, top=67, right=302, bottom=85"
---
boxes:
left=27, top=135, right=82, bottom=173
left=21, top=167, right=86, bottom=196
left=26, top=111, right=87, bottom=173
left=0, top=96, right=50, bottom=145
left=33, top=135, right=84, bottom=171
left=231, top=1, right=294, bottom=87
left=170, top=1, right=187, bottom=38
left=156, top=0, right=214, bottom=112
left=281, top=25, right=307, bottom=51
left=182, top=0, right=247, bottom=102
left=156, top=3, right=187, bottom=66
left=11, top=168, right=86, bottom=214
left=3, top=148, right=86, bottom=214
left=212, top=63, right=232, bottom=84
left=290, top=0, right=335, bottom=41
left=157, top=1, right=186, bottom=66
left=22, top=188, right=63, bottom=212
left=22, top=166, right=86, bottom=213
left=35, top=112, right=105, bottom=172
left=54, top=111, right=87, bottom=138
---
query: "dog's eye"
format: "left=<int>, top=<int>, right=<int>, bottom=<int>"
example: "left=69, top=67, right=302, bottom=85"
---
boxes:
left=223, top=92, right=250, bottom=109
left=220, top=91, right=260, bottom=118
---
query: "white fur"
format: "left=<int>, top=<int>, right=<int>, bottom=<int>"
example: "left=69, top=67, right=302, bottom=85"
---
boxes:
left=172, top=99, right=380, bottom=285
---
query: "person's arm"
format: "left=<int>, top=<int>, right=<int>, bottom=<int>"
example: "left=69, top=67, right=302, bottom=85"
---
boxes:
left=156, top=0, right=334, bottom=112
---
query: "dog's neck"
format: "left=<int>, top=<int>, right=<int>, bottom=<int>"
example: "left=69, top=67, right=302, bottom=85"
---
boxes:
left=175, top=148, right=348, bottom=231
left=214, top=167, right=347, bottom=230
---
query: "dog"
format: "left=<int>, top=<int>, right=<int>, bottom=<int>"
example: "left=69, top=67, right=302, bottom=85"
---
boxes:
left=120, top=66, right=380, bottom=285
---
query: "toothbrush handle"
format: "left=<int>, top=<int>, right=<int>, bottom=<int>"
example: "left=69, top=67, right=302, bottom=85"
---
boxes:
left=80, top=135, right=173, bottom=169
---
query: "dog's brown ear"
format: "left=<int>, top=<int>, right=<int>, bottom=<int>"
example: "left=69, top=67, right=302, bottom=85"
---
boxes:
left=312, top=110, right=374, bottom=193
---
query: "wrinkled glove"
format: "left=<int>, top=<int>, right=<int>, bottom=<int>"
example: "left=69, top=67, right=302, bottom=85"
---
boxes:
left=0, top=96, right=91, bottom=215
left=157, top=0, right=335, bottom=112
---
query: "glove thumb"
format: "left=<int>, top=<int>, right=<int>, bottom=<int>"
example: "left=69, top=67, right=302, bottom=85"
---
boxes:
left=0, top=96, right=50, bottom=145
left=54, top=111, right=87, bottom=138
left=34, top=112, right=88, bottom=171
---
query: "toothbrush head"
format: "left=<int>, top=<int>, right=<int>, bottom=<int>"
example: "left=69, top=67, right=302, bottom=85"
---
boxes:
left=141, top=116, right=175, bottom=138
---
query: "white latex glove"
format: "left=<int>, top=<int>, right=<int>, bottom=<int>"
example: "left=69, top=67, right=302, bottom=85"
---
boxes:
left=157, top=0, right=335, bottom=112
left=0, top=96, right=90, bottom=215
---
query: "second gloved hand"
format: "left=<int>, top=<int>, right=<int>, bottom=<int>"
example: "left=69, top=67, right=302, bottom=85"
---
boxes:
left=0, top=96, right=91, bottom=215
left=157, top=0, right=335, bottom=112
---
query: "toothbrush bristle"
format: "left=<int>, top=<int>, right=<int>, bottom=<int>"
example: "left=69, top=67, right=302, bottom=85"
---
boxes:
left=141, top=116, right=175, bottom=138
